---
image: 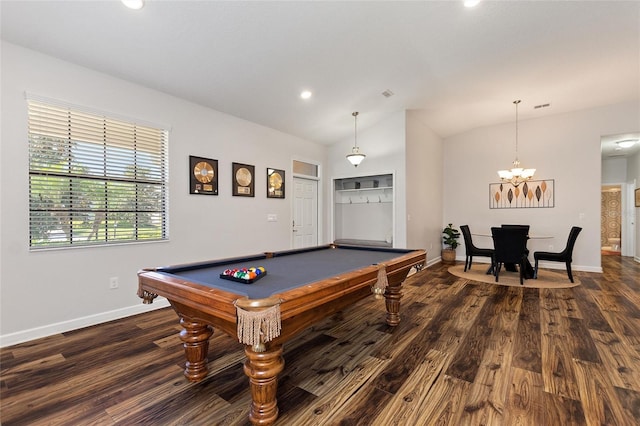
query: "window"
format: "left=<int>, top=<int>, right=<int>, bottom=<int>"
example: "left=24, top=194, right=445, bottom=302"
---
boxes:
left=28, top=99, right=169, bottom=249
left=292, top=160, right=318, bottom=177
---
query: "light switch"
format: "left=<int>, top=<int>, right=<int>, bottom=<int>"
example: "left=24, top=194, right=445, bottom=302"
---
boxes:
left=267, top=214, right=278, bottom=222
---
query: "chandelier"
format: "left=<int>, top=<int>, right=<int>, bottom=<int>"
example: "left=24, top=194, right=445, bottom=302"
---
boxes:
left=346, top=112, right=365, bottom=167
left=498, top=100, right=535, bottom=187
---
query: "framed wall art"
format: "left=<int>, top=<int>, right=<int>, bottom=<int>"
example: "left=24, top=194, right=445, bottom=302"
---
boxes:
left=489, top=179, right=554, bottom=209
left=232, top=162, right=255, bottom=197
left=635, top=188, right=640, bottom=207
left=189, top=155, right=218, bottom=195
left=267, top=168, right=285, bottom=199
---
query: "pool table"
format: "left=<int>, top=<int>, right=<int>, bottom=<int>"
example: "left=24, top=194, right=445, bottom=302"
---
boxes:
left=137, top=243, right=426, bottom=425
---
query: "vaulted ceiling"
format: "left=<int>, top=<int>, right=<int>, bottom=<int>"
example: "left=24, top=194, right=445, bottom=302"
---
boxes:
left=1, top=1, right=638, bottom=145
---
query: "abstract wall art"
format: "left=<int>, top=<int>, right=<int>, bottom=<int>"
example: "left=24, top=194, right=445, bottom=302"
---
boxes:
left=490, top=179, right=554, bottom=209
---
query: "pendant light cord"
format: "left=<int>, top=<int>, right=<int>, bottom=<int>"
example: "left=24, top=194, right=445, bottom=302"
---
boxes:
left=514, top=100, right=520, bottom=161
left=353, top=111, right=359, bottom=149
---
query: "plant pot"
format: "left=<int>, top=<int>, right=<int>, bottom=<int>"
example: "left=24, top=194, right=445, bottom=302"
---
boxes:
left=441, top=248, right=457, bottom=264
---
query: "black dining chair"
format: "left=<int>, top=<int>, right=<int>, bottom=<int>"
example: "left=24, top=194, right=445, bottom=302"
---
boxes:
left=491, top=227, right=529, bottom=285
left=500, top=224, right=530, bottom=273
left=501, top=224, right=530, bottom=232
left=533, top=226, right=582, bottom=283
left=460, top=225, right=494, bottom=272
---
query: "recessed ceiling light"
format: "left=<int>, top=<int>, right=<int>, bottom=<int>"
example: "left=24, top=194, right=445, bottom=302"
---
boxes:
left=300, top=91, right=312, bottom=100
left=617, top=139, right=638, bottom=149
left=122, top=0, right=144, bottom=10
left=464, top=0, right=481, bottom=8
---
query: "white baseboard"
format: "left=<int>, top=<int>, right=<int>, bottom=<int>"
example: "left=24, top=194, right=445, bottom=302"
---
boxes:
left=0, top=298, right=171, bottom=348
left=426, top=256, right=441, bottom=268
left=448, top=256, right=603, bottom=274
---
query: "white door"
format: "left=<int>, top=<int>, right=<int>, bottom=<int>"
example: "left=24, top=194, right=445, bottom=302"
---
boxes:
left=293, top=177, right=318, bottom=248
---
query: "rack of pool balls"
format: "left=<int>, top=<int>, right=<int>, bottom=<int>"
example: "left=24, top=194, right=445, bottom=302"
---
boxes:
left=220, top=266, right=267, bottom=284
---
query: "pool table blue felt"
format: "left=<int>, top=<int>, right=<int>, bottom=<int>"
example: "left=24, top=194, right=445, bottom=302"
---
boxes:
left=156, top=246, right=414, bottom=299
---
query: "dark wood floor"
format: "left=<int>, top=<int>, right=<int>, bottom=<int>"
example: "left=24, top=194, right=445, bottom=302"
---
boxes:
left=2, top=256, right=640, bottom=425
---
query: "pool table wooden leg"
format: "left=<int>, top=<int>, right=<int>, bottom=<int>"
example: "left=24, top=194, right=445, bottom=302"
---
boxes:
left=243, top=344, right=285, bottom=425
left=178, top=316, right=213, bottom=382
left=384, top=277, right=404, bottom=326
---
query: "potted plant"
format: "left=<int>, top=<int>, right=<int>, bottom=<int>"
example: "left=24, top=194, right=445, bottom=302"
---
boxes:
left=442, top=223, right=460, bottom=264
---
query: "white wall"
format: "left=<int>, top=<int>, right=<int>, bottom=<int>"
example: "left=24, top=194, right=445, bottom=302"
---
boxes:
left=334, top=202, right=393, bottom=242
left=326, top=110, right=407, bottom=247
left=629, top=151, right=640, bottom=185
left=406, top=110, right=443, bottom=262
left=627, top=150, right=640, bottom=261
left=602, top=157, right=628, bottom=184
left=0, top=42, right=326, bottom=345
left=443, top=101, right=640, bottom=273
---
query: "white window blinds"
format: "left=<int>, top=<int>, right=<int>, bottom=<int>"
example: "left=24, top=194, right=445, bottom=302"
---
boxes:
left=28, top=99, right=169, bottom=249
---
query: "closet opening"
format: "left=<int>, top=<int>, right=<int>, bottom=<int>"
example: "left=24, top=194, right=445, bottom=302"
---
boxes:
left=333, top=174, right=394, bottom=247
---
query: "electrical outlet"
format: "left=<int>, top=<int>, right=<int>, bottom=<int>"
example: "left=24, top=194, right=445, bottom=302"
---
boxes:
left=109, top=277, right=119, bottom=289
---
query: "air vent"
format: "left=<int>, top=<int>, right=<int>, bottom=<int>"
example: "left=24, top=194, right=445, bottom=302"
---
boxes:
left=382, top=90, right=394, bottom=98
left=534, top=103, right=550, bottom=109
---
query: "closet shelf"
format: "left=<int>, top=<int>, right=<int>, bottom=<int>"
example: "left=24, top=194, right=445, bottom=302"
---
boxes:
left=335, top=186, right=392, bottom=193
left=336, top=200, right=392, bottom=205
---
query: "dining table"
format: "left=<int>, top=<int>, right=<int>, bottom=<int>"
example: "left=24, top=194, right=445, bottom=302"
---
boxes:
left=471, top=232, right=552, bottom=240
left=471, top=230, right=553, bottom=279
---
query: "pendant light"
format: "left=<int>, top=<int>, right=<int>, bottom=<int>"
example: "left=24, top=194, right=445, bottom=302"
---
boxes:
left=346, top=112, right=365, bottom=167
left=497, top=100, right=535, bottom=187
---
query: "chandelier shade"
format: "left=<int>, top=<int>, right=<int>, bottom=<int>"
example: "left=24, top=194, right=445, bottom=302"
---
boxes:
left=498, top=100, right=535, bottom=187
left=347, top=147, right=366, bottom=166
left=346, top=112, right=365, bottom=167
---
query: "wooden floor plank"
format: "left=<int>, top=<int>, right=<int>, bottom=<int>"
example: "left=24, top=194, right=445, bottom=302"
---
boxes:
left=614, top=385, right=640, bottom=421
left=296, top=321, right=390, bottom=396
left=372, top=283, right=481, bottom=394
left=601, top=310, right=640, bottom=354
left=573, top=285, right=614, bottom=333
left=541, top=332, right=581, bottom=400
left=408, top=374, right=470, bottom=425
left=589, top=329, right=640, bottom=392
left=504, top=367, right=546, bottom=426
left=371, top=349, right=449, bottom=425
left=466, top=288, right=522, bottom=420
left=512, top=288, right=542, bottom=373
left=553, top=288, right=583, bottom=319
left=444, top=290, right=498, bottom=383
left=573, top=358, right=636, bottom=425
left=279, top=356, right=388, bottom=426
left=431, top=282, right=493, bottom=356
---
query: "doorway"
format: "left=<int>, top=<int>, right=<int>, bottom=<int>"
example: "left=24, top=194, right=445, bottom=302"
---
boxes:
left=601, top=185, right=621, bottom=255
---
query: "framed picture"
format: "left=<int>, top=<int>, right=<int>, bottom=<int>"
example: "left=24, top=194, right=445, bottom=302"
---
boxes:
left=267, top=168, right=285, bottom=199
left=635, top=188, right=640, bottom=207
left=489, top=179, right=554, bottom=209
left=189, top=156, right=218, bottom=195
left=232, top=162, right=255, bottom=197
